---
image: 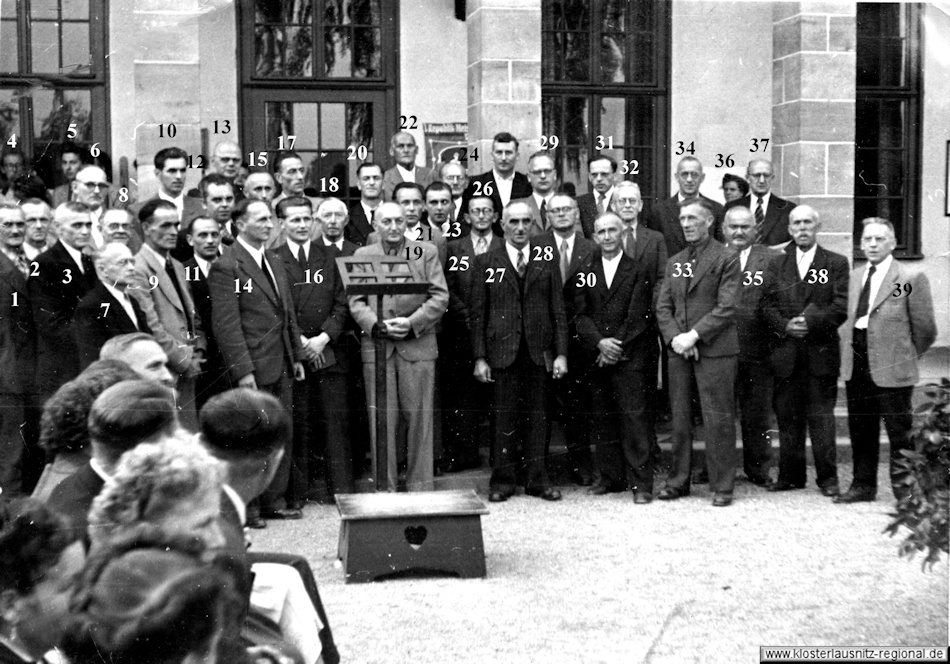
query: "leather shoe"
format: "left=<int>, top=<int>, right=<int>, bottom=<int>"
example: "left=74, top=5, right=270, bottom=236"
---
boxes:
left=746, top=473, right=772, bottom=487
left=712, top=493, right=733, bottom=507
left=571, top=471, right=594, bottom=487
left=261, top=508, right=303, bottom=520
left=633, top=492, right=652, bottom=504
left=246, top=513, right=267, bottom=529
left=525, top=487, right=562, bottom=501
left=767, top=480, right=804, bottom=492
left=819, top=483, right=840, bottom=497
left=657, top=486, right=689, bottom=500
left=286, top=500, right=305, bottom=511
left=588, top=481, right=623, bottom=496
left=488, top=491, right=509, bottom=503
left=834, top=486, right=876, bottom=504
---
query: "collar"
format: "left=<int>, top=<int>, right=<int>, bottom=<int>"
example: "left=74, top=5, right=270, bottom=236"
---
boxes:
left=89, top=457, right=110, bottom=482
left=60, top=241, right=86, bottom=270
left=752, top=191, right=772, bottom=208
left=602, top=251, right=623, bottom=266
left=866, top=254, right=893, bottom=279
left=796, top=243, right=817, bottom=260
left=740, top=245, right=752, bottom=260
left=492, top=169, right=515, bottom=182
left=533, top=192, right=553, bottom=209
left=554, top=231, right=576, bottom=251
left=322, top=236, right=344, bottom=251
left=141, top=242, right=168, bottom=265
left=286, top=238, right=310, bottom=259
left=158, top=190, right=184, bottom=206
left=194, top=255, right=212, bottom=276
left=0, top=635, right=33, bottom=662
left=505, top=242, right=528, bottom=265
left=688, top=235, right=713, bottom=256
left=396, top=164, right=416, bottom=180
left=381, top=239, right=406, bottom=256
left=237, top=235, right=266, bottom=261
left=471, top=231, right=493, bottom=243
left=222, top=484, right=247, bottom=526
left=596, top=187, right=615, bottom=203
left=102, top=281, right=130, bottom=302
left=677, top=192, right=695, bottom=204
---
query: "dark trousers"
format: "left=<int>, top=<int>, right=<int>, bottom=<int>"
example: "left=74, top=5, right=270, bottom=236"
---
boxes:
left=773, top=367, right=839, bottom=488
left=846, top=330, right=913, bottom=490
left=490, top=346, right=551, bottom=494
left=667, top=352, right=737, bottom=494
left=547, top=343, right=593, bottom=477
left=439, top=332, right=486, bottom=468
left=0, top=392, right=26, bottom=498
left=591, top=361, right=655, bottom=494
left=735, top=361, right=774, bottom=479
left=289, top=368, right=354, bottom=502
left=257, top=367, right=293, bottom=512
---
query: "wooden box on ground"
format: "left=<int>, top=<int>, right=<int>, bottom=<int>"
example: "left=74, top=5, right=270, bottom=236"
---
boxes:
left=336, top=490, right=489, bottom=583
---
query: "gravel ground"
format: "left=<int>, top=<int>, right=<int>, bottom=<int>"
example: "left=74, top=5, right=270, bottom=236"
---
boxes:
left=254, top=465, right=948, bottom=664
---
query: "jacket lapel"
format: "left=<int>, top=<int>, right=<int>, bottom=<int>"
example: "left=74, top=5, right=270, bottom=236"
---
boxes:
left=687, top=242, right=716, bottom=293
left=235, top=243, right=279, bottom=306
left=606, top=254, right=633, bottom=301
left=868, top=260, right=900, bottom=314
left=142, top=248, right=184, bottom=314
left=801, top=245, right=826, bottom=302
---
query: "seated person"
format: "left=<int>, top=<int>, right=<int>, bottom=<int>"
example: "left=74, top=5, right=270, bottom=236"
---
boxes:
left=0, top=498, right=86, bottom=663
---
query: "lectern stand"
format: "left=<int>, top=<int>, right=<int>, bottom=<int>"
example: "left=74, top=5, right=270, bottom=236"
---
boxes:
left=334, top=255, right=488, bottom=583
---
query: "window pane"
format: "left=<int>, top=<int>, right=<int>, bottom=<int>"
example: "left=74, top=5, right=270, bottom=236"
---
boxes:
left=265, top=101, right=293, bottom=148
left=256, top=0, right=313, bottom=24
left=549, top=0, right=589, bottom=30
left=31, top=0, right=58, bottom=20
left=32, top=88, right=91, bottom=143
left=855, top=99, right=905, bottom=149
left=254, top=25, right=313, bottom=77
left=61, top=21, right=91, bottom=73
left=346, top=102, right=373, bottom=155
left=0, top=89, right=21, bottom=145
left=855, top=148, right=904, bottom=197
left=324, top=27, right=351, bottom=78
left=546, top=31, right=590, bottom=82
left=320, top=102, right=346, bottom=150
left=63, top=0, right=89, bottom=20
left=292, top=102, right=318, bottom=147
left=857, top=3, right=908, bottom=88
left=0, top=20, right=18, bottom=73
left=351, top=27, right=380, bottom=77
left=600, top=34, right=625, bottom=82
left=31, top=21, right=60, bottom=72
left=627, top=96, right=655, bottom=146
left=630, top=33, right=655, bottom=84
left=600, top=97, right=625, bottom=150
left=602, top=0, right=626, bottom=32
left=325, top=0, right=380, bottom=26
left=0, top=0, right=17, bottom=18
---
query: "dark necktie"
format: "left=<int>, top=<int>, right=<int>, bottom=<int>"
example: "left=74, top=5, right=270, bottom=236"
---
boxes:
left=856, top=264, right=876, bottom=320
left=597, top=193, right=606, bottom=215
left=165, top=257, right=194, bottom=334
left=516, top=249, right=526, bottom=277
left=754, top=197, right=765, bottom=242
left=625, top=228, right=636, bottom=257
left=297, top=245, right=307, bottom=270
left=11, top=249, right=28, bottom=278
left=260, top=255, right=279, bottom=297
left=540, top=199, right=547, bottom=228
left=560, top=238, right=570, bottom=284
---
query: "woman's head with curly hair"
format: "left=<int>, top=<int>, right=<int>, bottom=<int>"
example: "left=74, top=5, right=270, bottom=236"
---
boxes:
left=39, top=359, right=140, bottom=456
left=88, top=432, right=226, bottom=551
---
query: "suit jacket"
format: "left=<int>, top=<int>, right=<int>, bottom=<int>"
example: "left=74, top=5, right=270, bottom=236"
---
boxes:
left=656, top=238, right=739, bottom=358
left=367, top=224, right=448, bottom=266
left=182, top=256, right=229, bottom=394
left=574, top=251, right=656, bottom=371
left=725, top=193, right=795, bottom=246
left=444, top=233, right=505, bottom=334
left=45, top=461, right=104, bottom=541
left=130, top=194, right=205, bottom=262
left=0, top=253, right=35, bottom=395
left=207, top=241, right=304, bottom=386
left=345, top=201, right=375, bottom=248
left=129, top=246, right=205, bottom=376
left=382, top=165, right=438, bottom=202
left=576, top=191, right=607, bottom=239
left=533, top=230, right=597, bottom=322
left=274, top=241, right=349, bottom=373
left=348, top=240, right=448, bottom=362
left=0, top=641, right=29, bottom=663
left=839, top=259, right=937, bottom=387
left=761, top=243, right=849, bottom=378
left=461, top=170, right=532, bottom=236
left=623, top=223, right=668, bottom=307
left=470, top=243, right=569, bottom=369
left=74, top=281, right=151, bottom=369
left=733, top=244, right=781, bottom=364
left=646, top=194, right=725, bottom=257
left=28, top=242, right=99, bottom=394
left=321, top=237, right=359, bottom=258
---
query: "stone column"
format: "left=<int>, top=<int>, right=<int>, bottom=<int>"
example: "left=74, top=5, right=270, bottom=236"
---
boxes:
left=772, top=2, right=856, bottom=260
left=467, top=0, right=542, bottom=173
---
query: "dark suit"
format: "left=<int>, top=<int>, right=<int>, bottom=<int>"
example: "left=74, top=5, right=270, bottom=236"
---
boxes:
left=470, top=243, right=568, bottom=495
left=656, top=237, right=739, bottom=495
left=344, top=201, right=375, bottom=248
left=208, top=240, right=304, bottom=511
left=461, top=170, right=532, bottom=236
left=725, top=193, right=795, bottom=246
left=576, top=192, right=599, bottom=239
left=0, top=253, right=35, bottom=498
left=28, top=242, right=99, bottom=396
left=646, top=194, right=725, bottom=257
left=0, top=642, right=28, bottom=663
left=441, top=233, right=504, bottom=469
left=733, top=245, right=781, bottom=481
left=45, top=461, right=104, bottom=546
left=182, top=257, right=232, bottom=411
left=761, top=243, right=849, bottom=489
left=535, top=230, right=596, bottom=479
left=73, top=281, right=150, bottom=368
left=274, top=241, right=353, bottom=499
left=575, top=252, right=657, bottom=494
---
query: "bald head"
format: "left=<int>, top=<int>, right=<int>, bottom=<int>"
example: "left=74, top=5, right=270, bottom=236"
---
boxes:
left=390, top=131, right=418, bottom=169
left=722, top=206, right=756, bottom=251
left=316, top=197, right=348, bottom=242
left=211, top=141, right=242, bottom=180
left=593, top=212, right=625, bottom=258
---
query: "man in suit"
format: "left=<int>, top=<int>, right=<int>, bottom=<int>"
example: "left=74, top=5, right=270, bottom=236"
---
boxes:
left=394, top=182, right=447, bottom=263
left=382, top=132, right=438, bottom=202
left=647, top=157, right=724, bottom=256
left=440, top=160, right=470, bottom=228
left=535, top=192, right=597, bottom=487
left=512, top=150, right=562, bottom=238
left=207, top=199, right=306, bottom=519
left=130, top=148, right=204, bottom=243
left=424, top=181, right=459, bottom=249
left=575, top=212, right=658, bottom=503
left=722, top=206, right=779, bottom=486
left=172, top=173, right=234, bottom=262
left=836, top=217, right=937, bottom=504
left=99, top=208, right=143, bottom=255
left=274, top=196, right=353, bottom=503
left=577, top=154, right=619, bottom=239
left=71, top=165, right=112, bottom=248
left=346, top=162, right=384, bottom=247
left=441, top=195, right=504, bottom=472
left=471, top=200, right=569, bottom=502
left=29, top=202, right=100, bottom=398
left=48, top=142, right=84, bottom=207
left=349, top=202, right=449, bottom=492
left=19, top=198, right=52, bottom=260
left=74, top=242, right=150, bottom=368
left=655, top=199, right=740, bottom=506
left=0, top=204, right=35, bottom=498
left=762, top=205, right=848, bottom=496
left=317, top=197, right=358, bottom=256
left=724, top=159, right=795, bottom=247
left=185, top=140, right=244, bottom=200
left=129, top=199, right=206, bottom=431
left=462, top=132, right=533, bottom=235
left=183, top=216, right=231, bottom=413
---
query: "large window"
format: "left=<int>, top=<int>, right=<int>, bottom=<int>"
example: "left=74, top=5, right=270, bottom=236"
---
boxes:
left=239, top=0, right=398, bottom=207
left=0, top=0, right=108, bottom=187
left=855, top=3, right=922, bottom=257
left=542, top=0, right=670, bottom=214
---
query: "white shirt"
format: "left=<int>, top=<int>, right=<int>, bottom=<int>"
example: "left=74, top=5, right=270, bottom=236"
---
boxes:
left=855, top=254, right=893, bottom=330
left=602, top=252, right=622, bottom=289
left=739, top=246, right=752, bottom=271
left=103, top=282, right=139, bottom=328
left=90, top=457, right=110, bottom=482
left=194, top=255, right=212, bottom=278
left=141, top=242, right=169, bottom=268
left=796, top=244, right=817, bottom=280
left=61, top=241, right=86, bottom=273
left=322, top=236, right=344, bottom=253
left=505, top=242, right=529, bottom=270
left=533, top=192, right=554, bottom=215
left=594, top=186, right=615, bottom=212
left=158, top=190, right=185, bottom=220
left=90, top=207, right=104, bottom=247
left=752, top=191, right=772, bottom=215
left=555, top=232, right=576, bottom=262
left=452, top=196, right=463, bottom=222
left=237, top=236, right=280, bottom=296
left=23, top=242, right=48, bottom=260
left=396, top=164, right=416, bottom=184
left=286, top=238, right=310, bottom=263
left=493, top=169, right=515, bottom=206
left=471, top=231, right=494, bottom=254
left=223, top=483, right=247, bottom=526
left=361, top=200, right=379, bottom=224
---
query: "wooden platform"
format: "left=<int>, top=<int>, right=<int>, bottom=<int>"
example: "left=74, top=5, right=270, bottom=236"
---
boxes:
left=336, top=490, right=489, bottom=583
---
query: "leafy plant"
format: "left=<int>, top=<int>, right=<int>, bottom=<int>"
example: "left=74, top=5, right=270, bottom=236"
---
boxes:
left=885, top=378, right=950, bottom=571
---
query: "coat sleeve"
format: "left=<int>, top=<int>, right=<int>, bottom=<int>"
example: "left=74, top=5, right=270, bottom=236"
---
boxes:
left=470, top=253, right=489, bottom=360
left=320, top=263, right=349, bottom=342
left=407, top=245, right=449, bottom=338
left=692, top=251, right=739, bottom=343
left=347, top=247, right=379, bottom=336
left=573, top=284, right=602, bottom=352
left=802, top=253, right=848, bottom=334
left=207, top=258, right=255, bottom=382
left=907, top=269, right=937, bottom=357
left=127, top=265, right=194, bottom=374
left=652, top=235, right=668, bottom=308
left=549, top=266, right=569, bottom=357
left=761, top=254, right=790, bottom=339
left=654, top=258, right=679, bottom=344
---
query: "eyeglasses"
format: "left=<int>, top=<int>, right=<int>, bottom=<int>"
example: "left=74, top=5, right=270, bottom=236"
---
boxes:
left=442, top=175, right=465, bottom=182
left=549, top=206, right=574, bottom=215
left=105, top=223, right=132, bottom=231
left=468, top=208, right=494, bottom=217
left=615, top=198, right=640, bottom=206
left=77, top=181, right=109, bottom=190
left=530, top=169, right=554, bottom=176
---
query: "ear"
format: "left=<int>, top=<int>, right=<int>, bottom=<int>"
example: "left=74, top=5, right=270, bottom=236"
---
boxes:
left=0, top=588, right=22, bottom=624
